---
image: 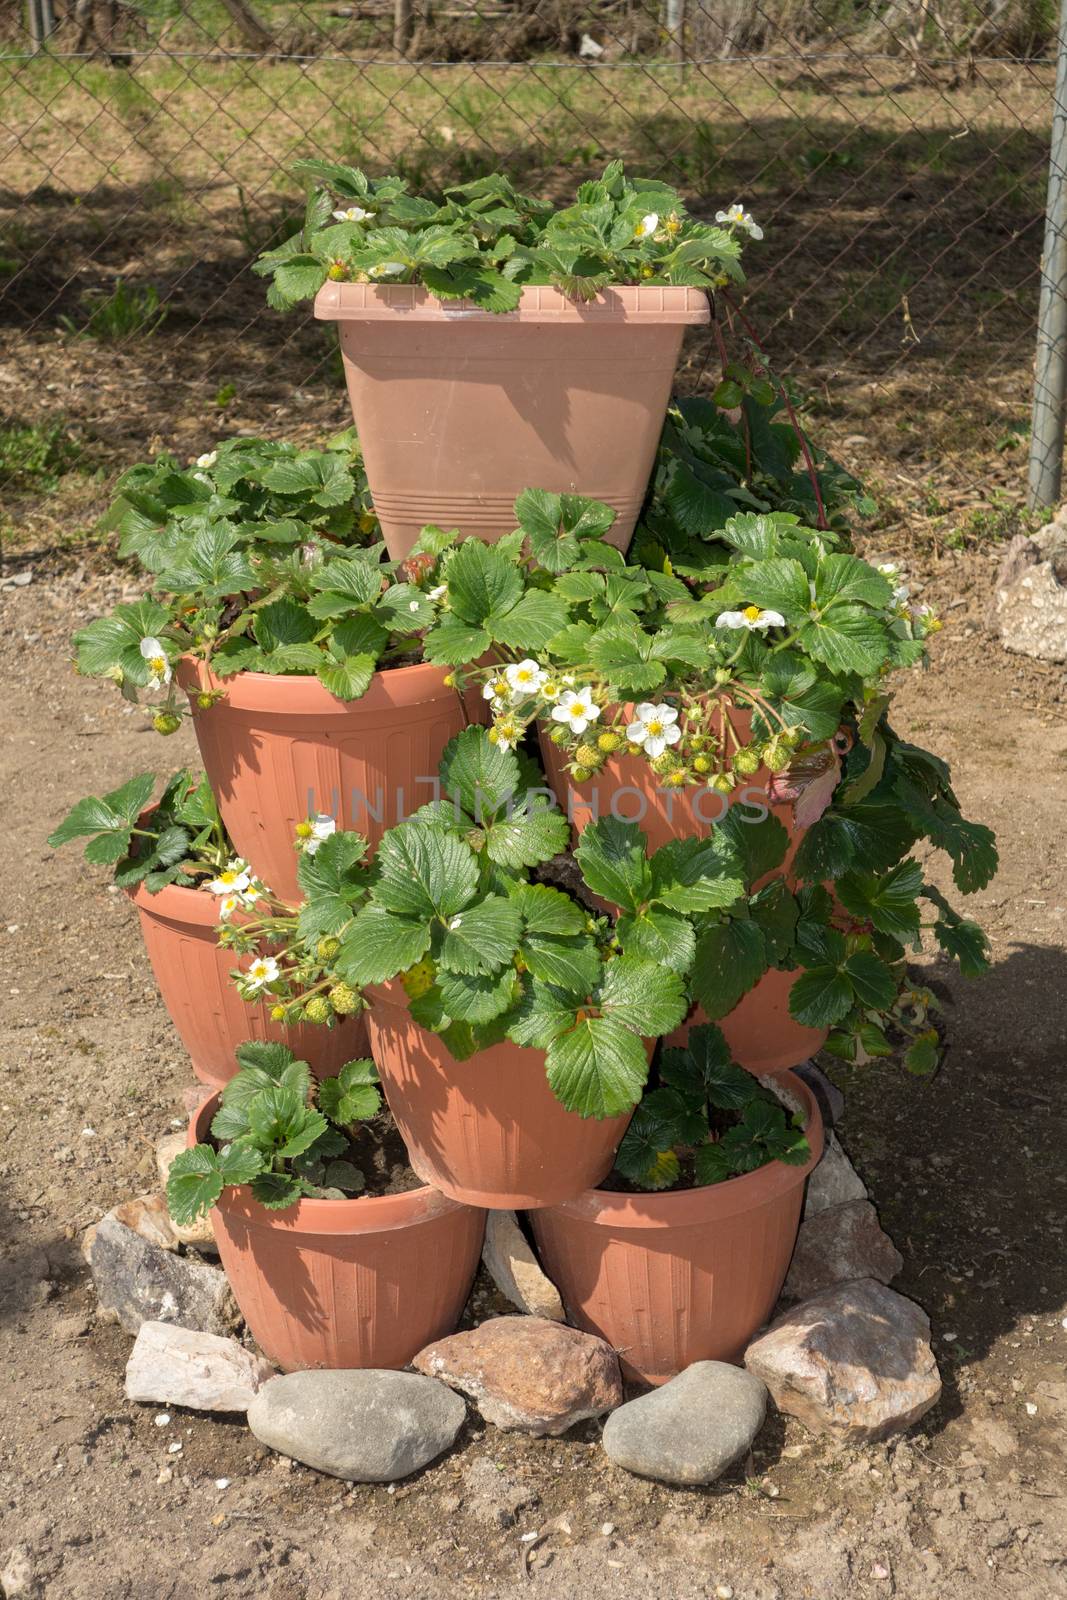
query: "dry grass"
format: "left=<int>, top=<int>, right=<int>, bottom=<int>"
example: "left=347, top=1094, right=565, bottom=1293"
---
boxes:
left=0, top=52, right=1054, bottom=562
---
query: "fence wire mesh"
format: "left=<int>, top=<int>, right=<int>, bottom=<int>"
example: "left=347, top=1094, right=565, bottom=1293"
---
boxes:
left=0, top=0, right=1057, bottom=549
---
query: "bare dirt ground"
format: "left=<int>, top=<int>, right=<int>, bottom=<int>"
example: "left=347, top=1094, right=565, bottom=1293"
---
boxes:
left=1, top=532, right=1066, bottom=1600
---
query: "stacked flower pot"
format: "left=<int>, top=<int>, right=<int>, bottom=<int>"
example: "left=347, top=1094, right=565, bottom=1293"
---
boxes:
left=56, top=163, right=996, bottom=1396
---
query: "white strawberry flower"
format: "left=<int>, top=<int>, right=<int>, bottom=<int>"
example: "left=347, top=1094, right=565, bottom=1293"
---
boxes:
left=303, top=814, right=336, bottom=855
left=625, top=702, right=681, bottom=760
left=491, top=715, right=521, bottom=753
left=195, top=451, right=217, bottom=469
left=217, top=892, right=243, bottom=921
left=634, top=212, right=659, bottom=240
left=551, top=689, right=601, bottom=736
left=539, top=671, right=575, bottom=704
left=245, top=955, right=280, bottom=990
left=368, top=261, right=405, bottom=279
left=139, top=636, right=172, bottom=690
left=483, top=673, right=511, bottom=713
left=208, top=860, right=251, bottom=896
left=448, top=916, right=463, bottom=931
left=876, top=561, right=899, bottom=577
left=716, top=604, right=786, bottom=631
left=715, top=203, right=763, bottom=240
left=332, top=206, right=375, bottom=223
left=428, top=584, right=447, bottom=601
left=505, top=659, right=547, bottom=698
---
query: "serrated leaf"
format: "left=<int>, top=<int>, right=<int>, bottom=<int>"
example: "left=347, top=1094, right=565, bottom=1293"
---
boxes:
left=616, top=907, right=695, bottom=973
left=374, top=821, right=479, bottom=919
left=436, top=965, right=518, bottom=1023
left=598, top=954, right=687, bottom=1035
left=337, top=904, right=432, bottom=986
left=690, top=919, right=768, bottom=1019
left=574, top=817, right=653, bottom=912
left=545, top=1015, right=649, bottom=1118
left=437, top=895, right=523, bottom=975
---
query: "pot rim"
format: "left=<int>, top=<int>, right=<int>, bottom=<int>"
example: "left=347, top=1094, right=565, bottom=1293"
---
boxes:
left=537, top=1072, right=824, bottom=1229
left=190, top=1093, right=471, bottom=1232
left=176, top=655, right=459, bottom=716
left=314, top=281, right=711, bottom=326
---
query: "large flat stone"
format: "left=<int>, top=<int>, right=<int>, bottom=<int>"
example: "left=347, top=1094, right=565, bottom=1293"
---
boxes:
left=603, top=1361, right=767, bottom=1486
left=125, top=1321, right=274, bottom=1412
left=413, top=1315, right=622, bottom=1436
left=745, top=1277, right=942, bottom=1443
left=87, top=1214, right=237, bottom=1336
left=247, top=1369, right=466, bottom=1481
left=785, top=1199, right=902, bottom=1299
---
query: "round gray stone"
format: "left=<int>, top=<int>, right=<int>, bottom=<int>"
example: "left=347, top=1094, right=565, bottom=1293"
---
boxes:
left=246, top=1369, right=467, bottom=1481
left=602, top=1360, right=767, bottom=1486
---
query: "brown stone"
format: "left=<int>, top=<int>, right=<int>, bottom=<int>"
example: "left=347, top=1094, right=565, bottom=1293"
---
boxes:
left=784, top=1199, right=902, bottom=1300
left=745, top=1277, right=941, bottom=1443
left=413, top=1315, right=622, bottom=1436
left=481, top=1211, right=564, bottom=1322
left=155, top=1132, right=218, bottom=1252
left=112, top=1193, right=179, bottom=1252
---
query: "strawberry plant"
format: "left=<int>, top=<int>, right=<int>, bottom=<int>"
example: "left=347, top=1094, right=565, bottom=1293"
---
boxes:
left=69, top=433, right=455, bottom=733
left=256, top=161, right=760, bottom=313
left=615, top=1023, right=811, bottom=1191
left=166, top=1041, right=383, bottom=1221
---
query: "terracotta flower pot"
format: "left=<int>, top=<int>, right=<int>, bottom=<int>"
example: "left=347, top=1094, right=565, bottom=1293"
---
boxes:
left=669, top=969, right=829, bottom=1076
left=314, top=282, right=710, bottom=561
left=530, top=1072, right=823, bottom=1385
left=363, top=980, right=634, bottom=1209
left=129, top=876, right=368, bottom=1090
left=191, top=1097, right=484, bottom=1371
left=539, top=709, right=803, bottom=867
left=178, top=659, right=466, bottom=904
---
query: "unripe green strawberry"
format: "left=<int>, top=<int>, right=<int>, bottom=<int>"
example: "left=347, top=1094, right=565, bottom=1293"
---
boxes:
left=692, top=754, right=712, bottom=775
left=328, top=982, right=360, bottom=1015
left=761, top=740, right=790, bottom=773
left=649, top=753, right=675, bottom=776
left=152, top=712, right=182, bottom=736
left=270, top=1004, right=287, bottom=1022
left=400, top=958, right=435, bottom=998
left=303, top=995, right=332, bottom=1025
left=688, top=734, right=707, bottom=753
left=549, top=726, right=570, bottom=745
left=597, top=731, right=625, bottom=753
left=571, top=765, right=592, bottom=783
left=196, top=693, right=215, bottom=709
left=713, top=667, right=733, bottom=686
left=316, top=936, right=340, bottom=962
left=574, top=743, right=602, bottom=770
left=663, top=768, right=688, bottom=788
left=732, top=745, right=761, bottom=776
left=710, top=771, right=736, bottom=794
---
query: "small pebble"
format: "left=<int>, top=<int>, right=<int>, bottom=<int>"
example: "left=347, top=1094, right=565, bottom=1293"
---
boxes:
left=81, top=1127, right=96, bottom=1137
left=156, top=1465, right=173, bottom=1484
left=873, top=1564, right=890, bottom=1580
left=600, top=1522, right=615, bottom=1537
left=1025, top=1402, right=1038, bottom=1416
left=154, top=1413, right=171, bottom=1427
left=215, top=1477, right=230, bottom=1490
left=520, top=1532, right=538, bottom=1544
left=715, top=1586, right=734, bottom=1599
left=168, top=1441, right=183, bottom=1454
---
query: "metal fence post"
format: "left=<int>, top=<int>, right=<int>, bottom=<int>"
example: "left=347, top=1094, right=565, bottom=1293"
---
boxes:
left=1028, top=0, right=1067, bottom=511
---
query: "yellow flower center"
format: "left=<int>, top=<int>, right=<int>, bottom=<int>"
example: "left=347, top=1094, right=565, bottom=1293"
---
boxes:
left=743, top=605, right=762, bottom=622
left=647, top=720, right=664, bottom=737
left=149, top=655, right=166, bottom=674
left=572, top=702, right=588, bottom=717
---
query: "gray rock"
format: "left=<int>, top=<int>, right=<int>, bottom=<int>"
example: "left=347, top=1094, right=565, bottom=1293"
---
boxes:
left=804, top=1131, right=867, bottom=1218
left=246, top=1369, right=467, bottom=1481
left=88, top=1214, right=237, bottom=1336
left=413, top=1315, right=622, bottom=1436
left=602, top=1361, right=767, bottom=1486
left=125, top=1321, right=274, bottom=1412
left=745, top=1278, right=941, bottom=1442
left=793, top=1061, right=844, bottom=1125
left=0, top=1546, right=40, bottom=1599
left=784, top=1199, right=902, bottom=1300
left=481, top=1211, right=564, bottom=1322
left=461, top=1456, right=540, bottom=1527
left=993, top=531, right=1067, bottom=662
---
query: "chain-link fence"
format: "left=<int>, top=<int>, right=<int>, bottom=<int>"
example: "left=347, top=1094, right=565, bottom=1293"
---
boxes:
left=0, top=0, right=1057, bottom=545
